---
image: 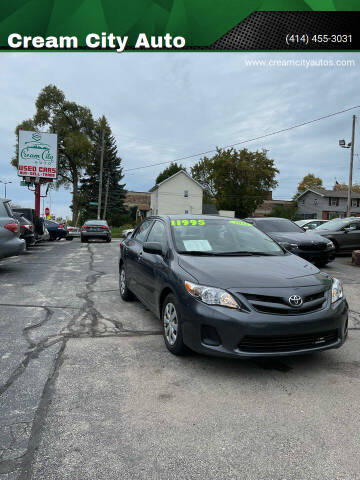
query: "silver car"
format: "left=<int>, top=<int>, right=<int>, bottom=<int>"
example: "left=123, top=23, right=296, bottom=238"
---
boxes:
left=0, top=198, right=25, bottom=260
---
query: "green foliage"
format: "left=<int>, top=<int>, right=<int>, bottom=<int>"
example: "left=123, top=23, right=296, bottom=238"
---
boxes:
left=155, top=162, right=186, bottom=185
left=191, top=147, right=279, bottom=218
left=12, top=84, right=95, bottom=223
left=295, top=173, right=323, bottom=198
left=77, top=116, right=127, bottom=227
left=267, top=204, right=298, bottom=220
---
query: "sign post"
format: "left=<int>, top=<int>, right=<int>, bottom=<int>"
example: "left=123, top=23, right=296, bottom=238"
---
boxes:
left=18, top=130, right=57, bottom=218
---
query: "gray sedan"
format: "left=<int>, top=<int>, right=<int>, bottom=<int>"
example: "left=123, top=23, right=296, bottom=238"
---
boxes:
left=314, top=217, right=360, bottom=253
left=0, top=198, right=25, bottom=260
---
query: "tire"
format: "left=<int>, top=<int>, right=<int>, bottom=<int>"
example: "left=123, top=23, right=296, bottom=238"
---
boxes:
left=119, top=265, right=133, bottom=301
left=81, top=237, right=88, bottom=243
left=106, top=237, right=111, bottom=243
left=66, top=237, right=73, bottom=241
left=316, top=260, right=329, bottom=268
left=162, top=293, right=186, bottom=355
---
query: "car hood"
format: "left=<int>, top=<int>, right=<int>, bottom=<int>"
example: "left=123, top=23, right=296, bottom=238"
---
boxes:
left=268, top=232, right=328, bottom=244
left=178, top=254, right=329, bottom=289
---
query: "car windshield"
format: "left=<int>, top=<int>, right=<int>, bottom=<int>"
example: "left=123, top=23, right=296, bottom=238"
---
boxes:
left=315, top=218, right=351, bottom=231
left=85, top=220, right=108, bottom=225
left=254, top=219, right=304, bottom=233
left=171, top=218, right=284, bottom=255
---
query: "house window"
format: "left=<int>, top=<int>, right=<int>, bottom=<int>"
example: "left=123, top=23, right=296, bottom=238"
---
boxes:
left=352, top=199, right=359, bottom=208
left=184, top=210, right=189, bottom=214
left=184, top=190, right=189, bottom=197
left=329, top=197, right=339, bottom=206
left=299, top=199, right=305, bottom=205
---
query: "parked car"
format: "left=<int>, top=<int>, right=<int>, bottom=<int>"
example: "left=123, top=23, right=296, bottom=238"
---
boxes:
left=12, top=207, right=46, bottom=242
left=295, top=219, right=329, bottom=230
left=244, top=217, right=335, bottom=267
left=0, top=198, right=25, bottom=260
left=122, top=228, right=134, bottom=238
left=81, top=220, right=111, bottom=243
left=119, top=215, right=348, bottom=358
left=44, top=220, right=68, bottom=241
left=13, top=212, right=36, bottom=248
left=66, top=226, right=80, bottom=240
left=314, top=217, right=360, bottom=253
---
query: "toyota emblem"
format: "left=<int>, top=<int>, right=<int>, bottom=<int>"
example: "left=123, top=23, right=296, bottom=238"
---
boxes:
left=289, top=295, right=303, bottom=307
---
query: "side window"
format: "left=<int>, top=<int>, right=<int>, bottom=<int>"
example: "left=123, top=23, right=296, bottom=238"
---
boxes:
left=347, top=222, right=360, bottom=231
left=133, top=219, right=153, bottom=243
left=147, top=221, right=167, bottom=249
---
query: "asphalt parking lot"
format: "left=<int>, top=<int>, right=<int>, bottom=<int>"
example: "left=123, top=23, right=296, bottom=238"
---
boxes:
left=0, top=240, right=359, bottom=480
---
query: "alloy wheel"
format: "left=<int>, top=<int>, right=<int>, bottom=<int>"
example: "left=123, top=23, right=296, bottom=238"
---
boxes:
left=163, top=302, right=178, bottom=345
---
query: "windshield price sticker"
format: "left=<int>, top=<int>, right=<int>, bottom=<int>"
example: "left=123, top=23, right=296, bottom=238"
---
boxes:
left=229, top=220, right=252, bottom=226
left=171, top=219, right=206, bottom=226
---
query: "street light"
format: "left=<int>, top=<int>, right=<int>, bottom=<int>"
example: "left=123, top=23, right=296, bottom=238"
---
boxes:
left=0, top=181, right=12, bottom=197
left=339, top=139, right=351, bottom=148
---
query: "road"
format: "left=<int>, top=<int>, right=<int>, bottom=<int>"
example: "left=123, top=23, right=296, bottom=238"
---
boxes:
left=0, top=240, right=359, bottom=480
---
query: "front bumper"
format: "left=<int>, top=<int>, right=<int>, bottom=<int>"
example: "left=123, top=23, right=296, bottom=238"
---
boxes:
left=295, top=247, right=336, bottom=264
left=181, top=295, right=348, bottom=358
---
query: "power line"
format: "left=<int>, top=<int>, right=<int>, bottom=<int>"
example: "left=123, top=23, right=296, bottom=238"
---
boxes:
left=123, top=105, right=360, bottom=173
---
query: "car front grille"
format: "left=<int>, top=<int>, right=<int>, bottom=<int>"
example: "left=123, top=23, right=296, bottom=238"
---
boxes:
left=298, top=243, right=327, bottom=251
left=238, top=330, right=338, bottom=353
left=240, top=290, right=327, bottom=315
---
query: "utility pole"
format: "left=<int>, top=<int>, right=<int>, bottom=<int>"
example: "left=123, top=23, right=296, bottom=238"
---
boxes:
left=97, top=129, right=105, bottom=220
left=347, top=115, right=356, bottom=217
left=103, top=176, right=110, bottom=220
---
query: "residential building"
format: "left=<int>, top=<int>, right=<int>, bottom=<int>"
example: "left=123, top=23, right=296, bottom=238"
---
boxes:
left=297, top=187, right=360, bottom=219
left=149, top=170, right=203, bottom=215
left=124, top=191, right=151, bottom=220
left=253, top=191, right=294, bottom=217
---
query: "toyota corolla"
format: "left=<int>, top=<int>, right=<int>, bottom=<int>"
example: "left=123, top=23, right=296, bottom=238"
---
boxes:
left=119, top=215, right=348, bottom=358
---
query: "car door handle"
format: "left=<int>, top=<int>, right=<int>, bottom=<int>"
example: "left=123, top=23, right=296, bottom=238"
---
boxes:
left=137, top=252, right=143, bottom=261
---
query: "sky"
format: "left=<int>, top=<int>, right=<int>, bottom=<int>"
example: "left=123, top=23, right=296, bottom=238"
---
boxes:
left=1, top=51, right=359, bottom=218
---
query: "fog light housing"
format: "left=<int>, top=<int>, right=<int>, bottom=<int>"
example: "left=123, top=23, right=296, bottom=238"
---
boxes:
left=201, top=325, right=221, bottom=346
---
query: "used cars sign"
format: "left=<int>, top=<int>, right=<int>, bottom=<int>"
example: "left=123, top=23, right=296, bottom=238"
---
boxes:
left=18, top=130, right=57, bottom=179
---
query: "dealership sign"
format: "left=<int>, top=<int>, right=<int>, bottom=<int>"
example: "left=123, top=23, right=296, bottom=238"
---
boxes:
left=18, top=130, right=57, bottom=179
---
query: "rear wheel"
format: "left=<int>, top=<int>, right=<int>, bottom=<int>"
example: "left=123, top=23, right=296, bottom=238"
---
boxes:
left=119, top=265, right=133, bottom=301
left=81, top=236, right=88, bottom=243
left=106, top=237, right=111, bottom=243
left=66, top=236, right=73, bottom=241
left=162, top=294, right=186, bottom=355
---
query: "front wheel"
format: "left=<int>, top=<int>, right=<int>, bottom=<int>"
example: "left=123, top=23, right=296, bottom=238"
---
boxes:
left=162, top=294, right=186, bottom=355
left=119, top=265, right=133, bottom=301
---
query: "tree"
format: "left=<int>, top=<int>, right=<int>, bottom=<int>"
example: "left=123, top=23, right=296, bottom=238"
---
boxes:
left=267, top=204, right=298, bottom=219
left=155, top=162, right=185, bottom=185
left=12, top=85, right=95, bottom=223
left=295, top=173, right=323, bottom=198
left=191, top=147, right=279, bottom=218
left=78, top=116, right=127, bottom=226
left=333, top=182, right=360, bottom=194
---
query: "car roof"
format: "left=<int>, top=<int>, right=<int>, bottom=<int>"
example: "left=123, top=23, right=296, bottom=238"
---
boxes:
left=148, top=214, right=238, bottom=221
left=245, top=217, right=292, bottom=221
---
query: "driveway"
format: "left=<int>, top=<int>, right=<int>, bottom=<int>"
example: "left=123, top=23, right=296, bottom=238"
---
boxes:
left=0, top=241, right=359, bottom=479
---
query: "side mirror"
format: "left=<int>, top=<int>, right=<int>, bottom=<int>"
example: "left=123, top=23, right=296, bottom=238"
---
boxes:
left=143, top=241, right=163, bottom=255
left=279, top=241, right=291, bottom=251
left=343, top=228, right=351, bottom=233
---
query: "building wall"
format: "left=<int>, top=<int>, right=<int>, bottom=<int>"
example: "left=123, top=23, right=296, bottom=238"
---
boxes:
left=297, top=191, right=360, bottom=219
left=124, top=191, right=150, bottom=208
left=150, top=172, right=203, bottom=215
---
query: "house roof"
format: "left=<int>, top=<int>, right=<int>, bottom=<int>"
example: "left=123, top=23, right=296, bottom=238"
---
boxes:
left=297, top=187, right=360, bottom=200
left=149, top=170, right=204, bottom=192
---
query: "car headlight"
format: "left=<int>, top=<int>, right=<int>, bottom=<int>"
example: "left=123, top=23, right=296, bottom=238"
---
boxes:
left=184, top=281, right=238, bottom=309
left=331, top=277, right=344, bottom=303
left=326, top=241, right=335, bottom=249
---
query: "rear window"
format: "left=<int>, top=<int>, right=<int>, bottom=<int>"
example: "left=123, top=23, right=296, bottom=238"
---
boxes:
left=85, top=220, right=108, bottom=225
left=254, top=219, right=303, bottom=233
left=4, top=202, right=13, bottom=217
left=0, top=202, right=8, bottom=217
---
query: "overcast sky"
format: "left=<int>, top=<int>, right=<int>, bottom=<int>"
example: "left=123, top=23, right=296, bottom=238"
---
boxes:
left=1, top=52, right=359, bottom=218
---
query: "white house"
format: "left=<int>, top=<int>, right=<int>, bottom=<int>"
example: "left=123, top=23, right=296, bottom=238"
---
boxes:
left=149, top=170, right=203, bottom=215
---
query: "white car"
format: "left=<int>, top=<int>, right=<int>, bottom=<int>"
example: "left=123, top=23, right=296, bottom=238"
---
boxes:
left=122, top=228, right=134, bottom=238
left=66, top=226, right=80, bottom=240
left=295, top=219, right=329, bottom=231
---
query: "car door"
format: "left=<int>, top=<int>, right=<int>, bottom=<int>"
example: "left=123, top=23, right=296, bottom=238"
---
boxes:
left=125, top=219, right=154, bottom=297
left=136, top=220, right=168, bottom=309
left=344, top=221, right=360, bottom=250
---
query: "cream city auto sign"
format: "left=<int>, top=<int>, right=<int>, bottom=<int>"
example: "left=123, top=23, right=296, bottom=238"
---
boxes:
left=18, top=130, right=57, bottom=179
